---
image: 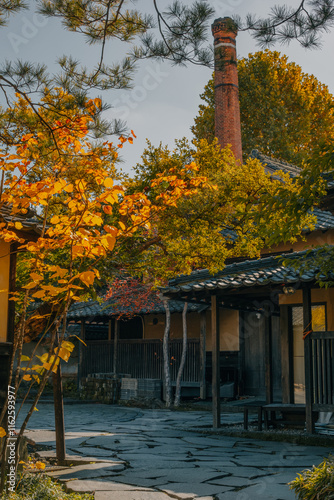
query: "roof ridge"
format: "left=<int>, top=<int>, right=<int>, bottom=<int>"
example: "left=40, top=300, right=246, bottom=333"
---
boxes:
left=250, top=149, right=302, bottom=171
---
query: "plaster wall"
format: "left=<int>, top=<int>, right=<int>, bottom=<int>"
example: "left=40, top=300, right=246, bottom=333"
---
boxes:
left=143, top=309, right=240, bottom=352
left=0, top=241, right=10, bottom=343
left=266, top=229, right=334, bottom=255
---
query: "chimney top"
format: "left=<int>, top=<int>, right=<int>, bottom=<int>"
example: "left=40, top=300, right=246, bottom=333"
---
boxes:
left=212, top=17, right=238, bottom=36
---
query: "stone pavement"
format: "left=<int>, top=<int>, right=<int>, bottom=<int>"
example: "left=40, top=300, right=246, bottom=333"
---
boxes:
left=17, top=404, right=333, bottom=500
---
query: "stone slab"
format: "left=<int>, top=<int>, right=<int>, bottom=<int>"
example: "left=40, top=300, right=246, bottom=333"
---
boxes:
left=66, top=480, right=151, bottom=492
left=158, top=482, right=232, bottom=497
left=95, top=490, right=177, bottom=500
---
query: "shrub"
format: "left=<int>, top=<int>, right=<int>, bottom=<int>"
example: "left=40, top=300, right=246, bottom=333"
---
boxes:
left=289, top=455, right=334, bottom=499
left=0, top=473, right=94, bottom=500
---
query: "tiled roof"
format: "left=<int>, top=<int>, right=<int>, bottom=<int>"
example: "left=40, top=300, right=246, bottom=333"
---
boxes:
left=250, top=150, right=302, bottom=177
left=162, top=248, right=333, bottom=297
left=0, top=206, right=42, bottom=235
left=311, top=208, right=334, bottom=231
left=67, top=298, right=205, bottom=321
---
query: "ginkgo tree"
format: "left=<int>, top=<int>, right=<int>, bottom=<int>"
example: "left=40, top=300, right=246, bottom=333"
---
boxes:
left=0, top=88, right=213, bottom=481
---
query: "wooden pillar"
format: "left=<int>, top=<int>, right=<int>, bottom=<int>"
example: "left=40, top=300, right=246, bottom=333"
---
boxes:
left=200, top=311, right=207, bottom=400
left=264, top=306, right=273, bottom=404
left=113, top=319, right=119, bottom=374
left=238, top=311, right=246, bottom=396
left=77, top=321, right=85, bottom=390
left=280, top=305, right=293, bottom=403
left=211, top=295, right=220, bottom=428
left=108, top=319, right=112, bottom=340
left=303, top=286, right=314, bottom=433
left=53, top=344, right=66, bottom=464
left=7, top=243, right=17, bottom=344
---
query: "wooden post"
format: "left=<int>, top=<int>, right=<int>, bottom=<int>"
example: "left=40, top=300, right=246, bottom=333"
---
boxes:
left=53, top=362, right=66, bottom=464
left=77, top=321, right=85, bottom=390
left=211, top=295, right=220, bottom=428
left=108, top=319, right=112, bottom=341
left=303, top=286, right=314, bottom=433
left=238, top=311, right=245, bottom=396
left=113, top=319, right=119, bottom=374
left=280, top=305, right=294, bottom=404
left=7, top=243, right=17, bottom=344
left=200, top=311, right=207, bottom=400
left=264, top=306, right=273, bottom=404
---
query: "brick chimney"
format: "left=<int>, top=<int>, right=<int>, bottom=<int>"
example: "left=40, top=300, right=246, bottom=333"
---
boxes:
left=212, top=17, right=242, bottom=162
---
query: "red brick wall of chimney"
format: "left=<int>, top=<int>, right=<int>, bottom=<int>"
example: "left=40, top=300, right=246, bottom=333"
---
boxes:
left=212, top=17, right=242, bottom=163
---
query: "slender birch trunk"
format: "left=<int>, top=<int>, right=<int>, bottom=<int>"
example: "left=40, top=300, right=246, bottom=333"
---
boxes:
left=162, top=299, right=172, bottom=408
left=174, top=302, right=188, bottom=407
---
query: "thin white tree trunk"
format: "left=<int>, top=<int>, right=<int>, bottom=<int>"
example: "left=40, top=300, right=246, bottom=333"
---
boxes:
left=162, top=299, right=172, bottom=408
left=174, top=302, right=188, bottom=407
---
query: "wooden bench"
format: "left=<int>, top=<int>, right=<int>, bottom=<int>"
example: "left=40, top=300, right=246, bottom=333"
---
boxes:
left=242, top=401, right=266, bottom=431
left=262, top=404, right=306, bottom=430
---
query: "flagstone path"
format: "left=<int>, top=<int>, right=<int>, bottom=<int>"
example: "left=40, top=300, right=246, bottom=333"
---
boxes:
left=17, top=404, right=332, bottom=500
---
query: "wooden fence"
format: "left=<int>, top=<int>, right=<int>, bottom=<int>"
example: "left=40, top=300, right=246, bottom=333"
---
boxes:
left=311, top=331, right=334, bottom=410
left=80, top=339, right=201, bottom=382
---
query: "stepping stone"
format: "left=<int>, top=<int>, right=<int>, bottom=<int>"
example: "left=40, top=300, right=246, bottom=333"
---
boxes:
left=49, top=462, right=125, bottom=480
left=95, top=491, right=178, bottom=500
left=66, top=479, right=151, bottom=492
left=158, top=482, right=232, bottom=497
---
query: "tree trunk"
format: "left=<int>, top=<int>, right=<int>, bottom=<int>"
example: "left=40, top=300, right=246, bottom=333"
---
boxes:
left=162, top=299, right=172, bottom=408
left=174, top=302, right=188, bottom=407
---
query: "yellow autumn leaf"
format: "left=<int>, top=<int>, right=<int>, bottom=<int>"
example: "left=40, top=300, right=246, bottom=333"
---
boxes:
left=50, top=215, right=60, bottom=224
left=23, top=374, right=32, bottom=381
left=79, top=270, right=95, bottom=287
left=104, top=178, right=113, bottom=188
left=31, top=365, right=45, bottom=376
left=102, top=234, right=116, bottom=251
left=23, top=281, right=38, bottom=290
left=61, top=341, right=75, bottom=352
left=32, top=290, right=46, bottom=299
left=14, top=221, right=23, bottom=230
left=20, top=355, right=30, bottom=362
left=30, top=272, right=43, bottom=282
left=35, top=461, right=46, bottom=470
left=103, top=205, right=113, bottom=215
left=104, top=225, right=118, bottom=236
left=0, top=427, right=6, bottom=438
left=57, top=347, right=71, bottom=362
left=36, top=353, right=49, bottom=363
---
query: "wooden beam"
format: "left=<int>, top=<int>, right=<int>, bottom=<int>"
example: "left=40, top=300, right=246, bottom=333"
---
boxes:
left=303, top=286, right=315, bottom=433
left=265, top=306, right=273, bottom=404
left=211, top=295, right=220, bottom=428
left=280, top=305, right=293, bottom=404
left=200, top=311, right=206, bottom=400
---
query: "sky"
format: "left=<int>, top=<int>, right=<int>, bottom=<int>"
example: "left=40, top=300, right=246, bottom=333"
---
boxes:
left=1, top=0, right=334, bottom=173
